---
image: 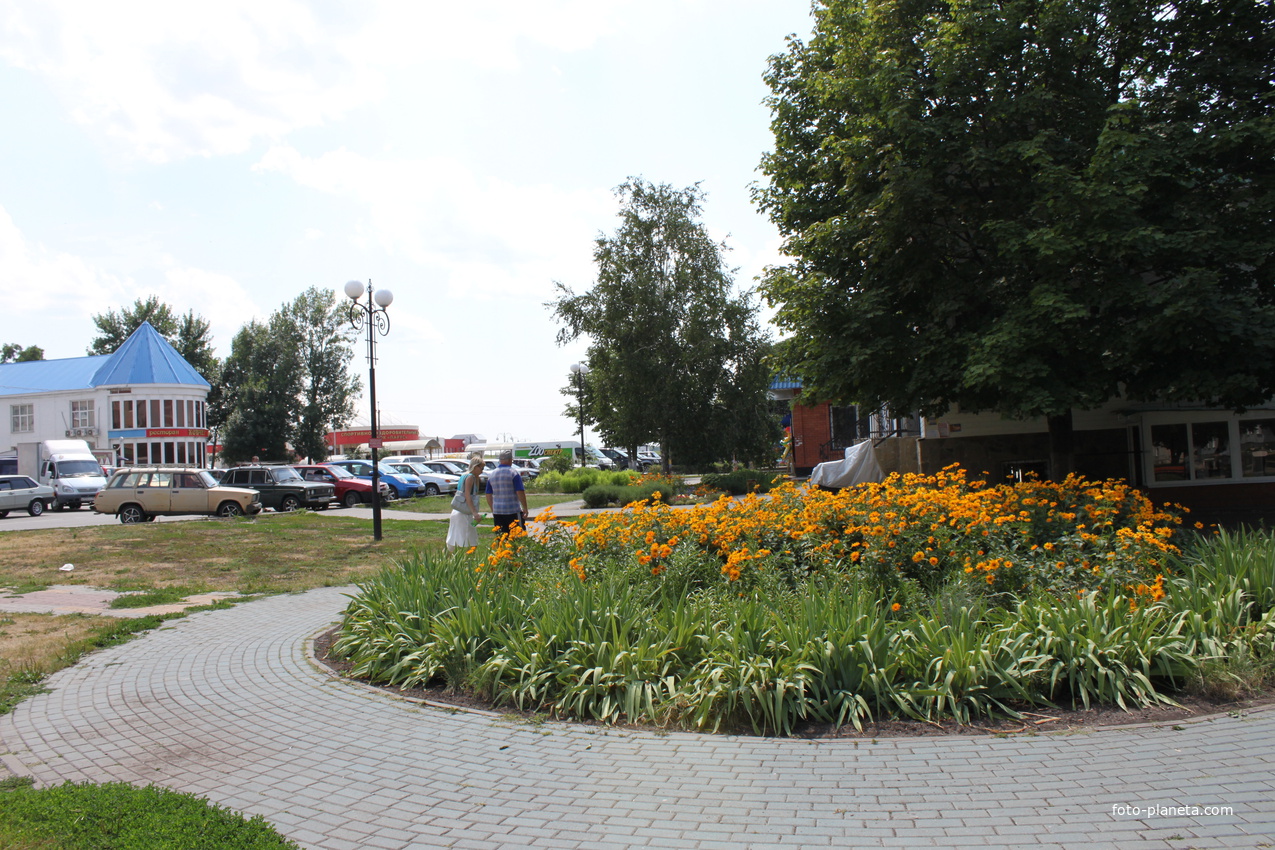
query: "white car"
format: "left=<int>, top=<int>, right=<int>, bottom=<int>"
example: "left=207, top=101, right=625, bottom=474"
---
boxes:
left=391, top=462, right=458, bottom=495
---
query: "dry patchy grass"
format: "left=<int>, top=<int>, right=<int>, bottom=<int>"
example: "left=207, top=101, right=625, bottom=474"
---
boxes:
left=0, top=613, right=121, bottom=679
left=0, top=512, right=448, bottom=594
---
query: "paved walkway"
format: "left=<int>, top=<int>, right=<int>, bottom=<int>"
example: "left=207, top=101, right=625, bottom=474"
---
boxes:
left=1, top=588, right=1272, bottom=849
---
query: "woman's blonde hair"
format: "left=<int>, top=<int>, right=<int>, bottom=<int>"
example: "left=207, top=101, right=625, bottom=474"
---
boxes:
left=468, top=457, right=484, bottom=474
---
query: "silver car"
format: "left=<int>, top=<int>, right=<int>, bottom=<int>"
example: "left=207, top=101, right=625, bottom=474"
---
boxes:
left=0, top=475, right=54, bottom=517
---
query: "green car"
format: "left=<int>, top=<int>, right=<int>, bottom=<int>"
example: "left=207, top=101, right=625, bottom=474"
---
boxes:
left=0, top=475, right=54, bottom=517
left=219, top=465, right=334, bottom=512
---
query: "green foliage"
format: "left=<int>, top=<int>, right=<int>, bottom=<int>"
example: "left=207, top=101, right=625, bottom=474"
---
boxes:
left=700, top=469, right=780, bottom=495
left=539, top=453, right=573, bottom=474
left=757, top=0, right=1275, bottom=431
left=1, top=343, right=43, bottom=363
left=280, top=287, right=361, bottom=463
left=550, top=178, right=778, bottom=469
left=0, top=781, right=300, bottom=849
left=335, top=524, right=1275, bottom=735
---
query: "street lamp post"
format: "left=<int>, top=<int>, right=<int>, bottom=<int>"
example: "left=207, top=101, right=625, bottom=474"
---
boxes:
left=569, top=362, right=589, bottom=468
left=344, top=279, right=393, bottom=541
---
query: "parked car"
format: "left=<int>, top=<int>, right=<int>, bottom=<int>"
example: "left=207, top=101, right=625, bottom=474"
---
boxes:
left=509, top=458, right=540, bottom=479
left=0, top=474, right=55, bottom=517
left=326, top=459, right=424, bottom=499
left=293, top=464, right=393, bottom=508
left=219, top=465, right=335, bottom=512
left=389, top=462, right=458, bottom=496
left=428, top=458, right=490, bottom=485
left=92, top=468, right=262, bottom=523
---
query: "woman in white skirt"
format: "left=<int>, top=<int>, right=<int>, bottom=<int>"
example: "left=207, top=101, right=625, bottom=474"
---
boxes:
left=446, top=456, right=485, bottom=551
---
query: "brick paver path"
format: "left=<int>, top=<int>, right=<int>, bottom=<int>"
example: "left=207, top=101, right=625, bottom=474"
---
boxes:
left=1, top=588, right=1272, bottom=849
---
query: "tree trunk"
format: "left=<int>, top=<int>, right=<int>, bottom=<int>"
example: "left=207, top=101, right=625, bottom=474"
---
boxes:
left=1047, top=411, right=1075, bottom=481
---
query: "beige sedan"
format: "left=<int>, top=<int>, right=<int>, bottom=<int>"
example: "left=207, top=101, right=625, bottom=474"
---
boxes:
left=93, top=467, right=263, bottom=523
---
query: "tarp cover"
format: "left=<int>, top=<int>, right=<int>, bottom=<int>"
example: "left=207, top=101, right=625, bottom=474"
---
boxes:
left=808, top=441, right=884, bottom=488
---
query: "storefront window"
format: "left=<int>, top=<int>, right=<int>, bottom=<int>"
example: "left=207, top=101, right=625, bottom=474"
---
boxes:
left=150, top=400, right=160, bottom=427
left=1151, top=424, right=1189, bottom=481
left=123, top=401, right=134, bottom=429
left=163, top=400, right=173, bottom=427
left=176, top=401, right=185, bottom=427
left=137, top=400, right=147, bottom=428
left=1192, top=422, right=1231, bottom=479
left=136, top=443, right=149, bottom=465
left=1240, top=419, right=1275, bottom=478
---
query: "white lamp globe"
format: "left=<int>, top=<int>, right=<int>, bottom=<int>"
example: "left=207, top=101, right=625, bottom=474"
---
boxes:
left=373, top=289, right=394, bottom=308
left=344, top=280, right=365, bottom=300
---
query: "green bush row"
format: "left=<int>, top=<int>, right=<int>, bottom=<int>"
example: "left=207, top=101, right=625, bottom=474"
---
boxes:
left=333, top=529, right=1275, bottom=736
left=581, top=481, right=673, bottom=508
left=530, top=468, right=639, bottom=494
left=699, top=469, right=780, bottom=495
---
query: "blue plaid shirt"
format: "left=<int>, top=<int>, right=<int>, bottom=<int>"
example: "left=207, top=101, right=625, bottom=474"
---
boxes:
left=484, top=464, right=525, bottom=514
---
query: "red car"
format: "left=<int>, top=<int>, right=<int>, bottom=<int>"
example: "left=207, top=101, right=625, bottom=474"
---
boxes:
left=292, top=464, right=393, bottom=509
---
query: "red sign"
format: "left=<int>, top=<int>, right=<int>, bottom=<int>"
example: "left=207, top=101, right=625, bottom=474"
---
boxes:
left=326, top=428, right=419, bottom=444
left=146, top=428, right=209, bottom=438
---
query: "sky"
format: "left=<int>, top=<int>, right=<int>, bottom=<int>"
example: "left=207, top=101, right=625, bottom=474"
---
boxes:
left=0, top=0, right=816, bottom=446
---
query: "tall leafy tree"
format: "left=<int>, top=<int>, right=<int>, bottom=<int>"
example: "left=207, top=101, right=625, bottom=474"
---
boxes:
left=219, top=317, right=302, bottom=463
left=88, top=296, right=218, bottom=379
left=757, top=0, right=1275, bottom=476
left=551, top=178, right=776, bottom=470
left=280, top=287, right=361, bottom=462
left=2, top=343, right=43, bottom=362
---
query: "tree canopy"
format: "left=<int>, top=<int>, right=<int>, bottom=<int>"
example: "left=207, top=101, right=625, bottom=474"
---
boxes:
left=551, top=178, right=777, bottom=469
left=88, top=296, right=218, bottom=380
left=218, top=288, right=359, bottom=464
left=756, top=0, right=1275, bottom=471
left=2, top=343, right=43, bottom=363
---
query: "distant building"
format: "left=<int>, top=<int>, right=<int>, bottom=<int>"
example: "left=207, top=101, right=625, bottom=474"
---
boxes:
left=0, top=322, right=211, bottom=468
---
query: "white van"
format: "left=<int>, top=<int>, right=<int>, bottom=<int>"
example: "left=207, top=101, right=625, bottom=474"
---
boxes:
left=17, top=439, right=108, bottom=511
left=512, top=441, right=613, bottom=470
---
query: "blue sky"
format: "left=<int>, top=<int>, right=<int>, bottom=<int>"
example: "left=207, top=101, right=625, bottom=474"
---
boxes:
left=0, top=0, right=815, bottom=444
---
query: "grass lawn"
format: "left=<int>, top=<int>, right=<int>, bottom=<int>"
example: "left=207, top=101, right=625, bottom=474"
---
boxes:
left=387, top=493, right=581, bottom=514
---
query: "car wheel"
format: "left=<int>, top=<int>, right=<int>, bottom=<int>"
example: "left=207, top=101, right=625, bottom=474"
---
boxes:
left=68, top=501, right=82, bottom=511
left=217, top=501, right=244, bottom=518
left=425, top=483, right=440, bottom=496
left=280, top=495, right=301, bottom=512
left=119, top=504, right=145, bottom=524
left=51, top=501, right=64, bottom=512
left=343, top=491, right=361, bottom=509
left=0, top=510, right=7, bottom=518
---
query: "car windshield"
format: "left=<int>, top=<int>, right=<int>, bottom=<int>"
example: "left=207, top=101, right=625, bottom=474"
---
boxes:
left=377, top=463, right=408, bottom=477
left=322, top=465, right=354, bottom=479
left=272, top=467, right=302, bottom=481
left=56, top=460, right=103, bottom=478
left=196, top=470, right=221, bottom=487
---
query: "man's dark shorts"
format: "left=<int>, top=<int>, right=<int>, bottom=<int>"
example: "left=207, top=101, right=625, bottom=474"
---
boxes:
left=493, top=512, right=526, bottom=536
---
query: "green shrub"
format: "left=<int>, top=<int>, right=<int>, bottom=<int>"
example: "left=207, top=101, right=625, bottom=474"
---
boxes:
left=539, top=453, right=573, bottom=474
left=0, top=781, right=299, bottom=849
left=700, top=469, right=780, bottom=495
left=529, top=470, right=563, bottom=493
left=582, top=484, right=622, bottom=508
left=560, top=468, right=602, bottom=493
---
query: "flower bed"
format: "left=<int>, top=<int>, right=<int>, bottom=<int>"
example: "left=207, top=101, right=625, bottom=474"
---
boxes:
left=333, top=467, right=1275, bottom=735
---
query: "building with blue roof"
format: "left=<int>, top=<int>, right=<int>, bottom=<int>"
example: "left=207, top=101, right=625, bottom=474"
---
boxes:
left=1, top=322, right=212, bottom=469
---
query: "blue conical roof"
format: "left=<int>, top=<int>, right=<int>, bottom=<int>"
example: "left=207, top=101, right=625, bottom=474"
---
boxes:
left=90, top=321, right=210, bottom=388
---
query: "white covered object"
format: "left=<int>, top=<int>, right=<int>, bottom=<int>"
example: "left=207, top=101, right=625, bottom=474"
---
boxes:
left=808, top=441, right=884, bottom=488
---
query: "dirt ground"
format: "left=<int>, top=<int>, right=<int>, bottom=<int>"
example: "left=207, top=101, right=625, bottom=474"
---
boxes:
left=313, top=626, right=1274, bottom=739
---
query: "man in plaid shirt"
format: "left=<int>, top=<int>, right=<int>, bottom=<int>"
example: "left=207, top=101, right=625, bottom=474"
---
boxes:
left=484, top=449, right=528, bottom=535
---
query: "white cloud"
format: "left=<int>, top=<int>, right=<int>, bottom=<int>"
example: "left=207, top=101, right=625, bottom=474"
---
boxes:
left=0, top=0, right=631, bottom=162
left=0, top=204, right=260, bottom=358
left=254, top=144, right=612, bottom=301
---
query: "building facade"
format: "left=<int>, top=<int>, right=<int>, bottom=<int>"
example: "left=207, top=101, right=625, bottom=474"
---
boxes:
left=0, top=322, right=211, bottom=469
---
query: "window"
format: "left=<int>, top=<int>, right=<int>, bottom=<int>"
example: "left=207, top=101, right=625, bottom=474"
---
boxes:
left=1240, top=419, right=1275, bottom=478
left=176, top=400, right=185, bottom=427
left=136, top=399, right=147, bottom=428
left=71, top=400, right=95, bottom=429
left=123, top=400, right=134, bottom=429
left=10, top=404, right=33, bottom=433
left=113, top=400, right=122, bottom=429
left=164, top=400, right=173, bottom=427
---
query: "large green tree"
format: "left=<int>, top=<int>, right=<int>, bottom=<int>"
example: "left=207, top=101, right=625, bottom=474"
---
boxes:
left=88, top=296, right=219, bottom=379
left=757, top=0, right=1275, bottom=476
left=280, top=287, right=361, bottom=463
left=219, top=316, right=302, bottom=463
left=551, top=178, right=777, bottom=470
left=218, top=289, right=360, bottom=464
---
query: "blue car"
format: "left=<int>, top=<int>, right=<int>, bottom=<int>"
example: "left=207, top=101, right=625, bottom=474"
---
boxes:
left=326, top=459, right=424, bottom=499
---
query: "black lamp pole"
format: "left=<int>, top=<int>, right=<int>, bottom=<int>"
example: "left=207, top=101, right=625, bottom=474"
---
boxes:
left=344, top=279, right=393, bottom=541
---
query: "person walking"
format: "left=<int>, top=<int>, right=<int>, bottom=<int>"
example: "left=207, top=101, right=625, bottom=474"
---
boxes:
left=445, top=456, right=485, bottom=551
left=485, top=449, right=528, bottom=536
